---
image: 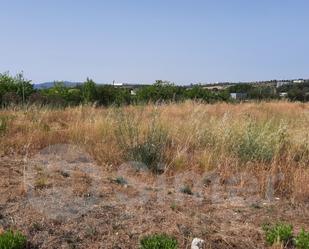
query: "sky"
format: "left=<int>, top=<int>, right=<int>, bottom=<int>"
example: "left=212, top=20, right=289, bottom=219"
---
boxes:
left=1, top=0, right=309, bottom=85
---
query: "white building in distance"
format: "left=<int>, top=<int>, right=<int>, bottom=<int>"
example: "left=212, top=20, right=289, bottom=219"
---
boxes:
left=276, top=81, right=291, bottom=88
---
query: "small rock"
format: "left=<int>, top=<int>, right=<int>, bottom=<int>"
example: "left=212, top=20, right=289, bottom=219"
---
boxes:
left=191, top=238, right=205, bottom=249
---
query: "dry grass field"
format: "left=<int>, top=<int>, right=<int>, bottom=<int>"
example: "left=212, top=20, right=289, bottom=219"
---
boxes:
left=0, top=101, right=308, bottom=248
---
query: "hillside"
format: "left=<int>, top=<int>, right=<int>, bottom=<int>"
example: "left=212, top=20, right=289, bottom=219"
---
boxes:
left=33, top=81, right=83, bottom=89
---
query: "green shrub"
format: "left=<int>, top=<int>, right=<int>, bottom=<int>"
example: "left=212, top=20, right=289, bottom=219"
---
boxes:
left=129, top=134, right=167, bottom=173
left=0, top=230, right=27, bottom=249
left=295, top=229, right=309, bottom=249
left=140, top=234, right=178, bottom=249
left=115, top=110, right=168, bottom=173
left=262, top=223, right=293, bottom=246
left=236, top=120, right=287, bottom=163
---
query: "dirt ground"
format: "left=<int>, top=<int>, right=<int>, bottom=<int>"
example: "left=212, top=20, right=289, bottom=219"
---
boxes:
left=0, top=145, right=308, bottom=249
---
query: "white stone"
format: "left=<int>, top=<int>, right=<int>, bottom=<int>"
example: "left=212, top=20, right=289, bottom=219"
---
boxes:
left=191, top=238, right=205, bottom=249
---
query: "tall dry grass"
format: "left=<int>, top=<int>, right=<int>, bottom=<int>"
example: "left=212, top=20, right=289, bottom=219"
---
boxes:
left=0, top=101, right=308, bottom=201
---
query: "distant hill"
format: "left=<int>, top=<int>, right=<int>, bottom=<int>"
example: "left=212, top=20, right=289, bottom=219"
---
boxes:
left=33, top=81, right=83, bottom=89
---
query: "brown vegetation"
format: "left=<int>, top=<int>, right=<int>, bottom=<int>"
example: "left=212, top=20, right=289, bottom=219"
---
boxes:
left=1, top=101, right=308, bottom=201
left=0, top=101, right=309, bottom=248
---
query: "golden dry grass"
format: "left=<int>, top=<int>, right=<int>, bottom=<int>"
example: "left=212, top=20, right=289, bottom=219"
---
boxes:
left=1, top=101, right=309, bottom=201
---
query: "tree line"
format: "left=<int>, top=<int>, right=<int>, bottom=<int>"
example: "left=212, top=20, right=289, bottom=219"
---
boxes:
left=277, top=82, right=309, bottom=102
left=0, top=72, right=308, bottom=107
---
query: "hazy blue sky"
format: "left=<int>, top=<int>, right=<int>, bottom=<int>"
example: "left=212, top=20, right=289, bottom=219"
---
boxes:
left=1, top=0, right=308, bottom=84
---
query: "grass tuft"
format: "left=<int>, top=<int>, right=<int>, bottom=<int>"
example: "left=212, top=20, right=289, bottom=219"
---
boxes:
left=0, top=230, right=27, bottom=249
left=139, top=234, right=178, bottom=249
left=295, top=229, right=309, bottom=249
left=236, top=120, right=288, bottom=163
left=262, top=223, right=293, bottom=246
left=0, top=116, right=8, bottom=136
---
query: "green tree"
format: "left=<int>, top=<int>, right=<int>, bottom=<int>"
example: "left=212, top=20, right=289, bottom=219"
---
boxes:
left=136, top=80, right=184, bottom=103
left=227, top=83, right=254, bottom=93
left=82, top=78, right=97, bottom=103
left=248, top=86, right=278, bottom=100
left=14, top=72, right=34, bottom=104
left=67, top=88, right=82, bottom=105
left=185, top=85, right=220, bottom=102
left=0, top=72, right=34, bottom=106
left=40, top=82, right=68, bottom=107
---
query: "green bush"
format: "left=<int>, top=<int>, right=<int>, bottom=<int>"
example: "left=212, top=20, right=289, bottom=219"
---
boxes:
left=262, top=223, right=293, bottom=246
left=295, top=229, right=309, bottom=249
left=236, top=120, right=287, bottom=163
left=115, top=110, right=168, bottom=173
left=129, top=133, right=167, bottom=173
left=140, top=234, right=178, bottom=249
left=0, top=230, right=27, bottom=249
